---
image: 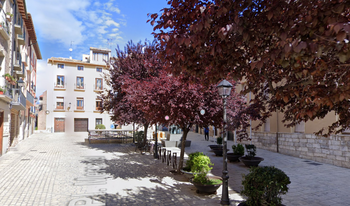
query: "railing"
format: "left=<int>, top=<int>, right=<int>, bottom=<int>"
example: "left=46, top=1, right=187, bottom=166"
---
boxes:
left=88, top=129, right=134, bottom=144
left=0, top=85, right=13, bottom=99
left=54, top=82, right=66, bottom=89
left=0, top=21, right=10, bottom=36
left=93, top=84, right=103, bottom=91
left=12, top=89, right=26, bottom=107
left=27, top=90, right=34, bottom=105
left=74, top=83, right=85, bottom=90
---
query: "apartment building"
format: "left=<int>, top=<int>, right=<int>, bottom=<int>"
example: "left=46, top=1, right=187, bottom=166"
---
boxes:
left=45, top=47, right=116, bottom=133
left=0, top=0, right=41, bottom=155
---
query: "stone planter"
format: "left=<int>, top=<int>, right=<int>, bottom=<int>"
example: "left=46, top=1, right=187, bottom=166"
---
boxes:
left=208, top=145, right=222, bottom=150
left=212, top=148, right=229, bottom=156
left=227, top=153, right=243, bottom=162
left=180, top=168, right=199, bottom=180
left=239, top=156, right=264, bottom=167
left=190, top=176, right=222, bottom=194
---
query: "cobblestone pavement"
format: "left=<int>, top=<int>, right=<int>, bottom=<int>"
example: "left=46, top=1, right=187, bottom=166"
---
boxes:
left=0, top=131, right=349, bottom=206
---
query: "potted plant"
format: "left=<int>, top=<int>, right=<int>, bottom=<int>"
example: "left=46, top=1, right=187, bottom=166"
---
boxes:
left=211, top=136, right=230, bottom=156
left=4, top=73, right=16, bottom=85
left=208, top=136, right=223, bottom=150
left=239, top=166, right=291, bottom=206
left=0, top=88, right=4, bottom=95
left=6, top=12, right=13, bottom=21
left=239, top=144, right=264, bottom=167
left=181, top=151, right=204, bottom=179
left=190, top=155, right=222, bottom=194
left=227, top=143, right=245, bottom=162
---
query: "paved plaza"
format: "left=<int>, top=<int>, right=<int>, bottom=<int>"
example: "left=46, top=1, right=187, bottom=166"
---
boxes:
left=0, top=132, right=349, bottom=206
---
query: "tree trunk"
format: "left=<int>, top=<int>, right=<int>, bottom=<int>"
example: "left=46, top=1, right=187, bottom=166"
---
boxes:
left=143, top=123, right=149, bottom=146
left=177, top=127, right=190, bottom=173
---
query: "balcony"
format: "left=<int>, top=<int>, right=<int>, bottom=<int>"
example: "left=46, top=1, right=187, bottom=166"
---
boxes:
left=13, top=53, right=22, bottom=71
left=0, top=85, right=13, bottom=103
left=0, top=22, right=10, bottom=40
left=11, top=89, right=26, bottom=110
left=14, top=18, right=23, bottom=35
left=17, top=34, right=24, bottom=45
left=26, top=90, right=34, bottom=106
left=16, top=64, right=25, bottom=78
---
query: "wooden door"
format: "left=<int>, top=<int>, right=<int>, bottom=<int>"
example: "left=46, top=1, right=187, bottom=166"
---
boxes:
left=54, top=118, right=65, bottom=132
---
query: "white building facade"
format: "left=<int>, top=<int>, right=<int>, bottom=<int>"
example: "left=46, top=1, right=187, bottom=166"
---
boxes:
left=45, top=47, right=116, bottom=133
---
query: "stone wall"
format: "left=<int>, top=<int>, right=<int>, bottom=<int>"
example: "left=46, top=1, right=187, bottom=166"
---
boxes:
left=239, top=132, right=350, bottom=169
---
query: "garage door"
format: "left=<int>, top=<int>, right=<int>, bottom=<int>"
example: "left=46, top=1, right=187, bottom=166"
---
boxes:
left=74, top=118, right=88, bottom=132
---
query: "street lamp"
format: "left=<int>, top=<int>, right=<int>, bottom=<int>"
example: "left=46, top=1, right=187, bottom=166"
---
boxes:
left=17, top=78, right=25, bottom=87
left=154, top=123, right=159, bottom=159
left=217, top=79, right=233, bottom=205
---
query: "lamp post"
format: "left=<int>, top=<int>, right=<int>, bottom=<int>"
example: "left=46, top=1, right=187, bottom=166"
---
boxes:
left=154, top=123, right=159, bottom=158
left=217, top=79, right=233, bottom=205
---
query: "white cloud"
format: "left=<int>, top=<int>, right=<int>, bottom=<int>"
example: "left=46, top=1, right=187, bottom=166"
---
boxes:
left=26, top=0, right=124, bottom=47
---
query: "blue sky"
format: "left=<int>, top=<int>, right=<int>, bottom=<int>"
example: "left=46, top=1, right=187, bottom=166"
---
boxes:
left=26, top=0, right=169, bottom=95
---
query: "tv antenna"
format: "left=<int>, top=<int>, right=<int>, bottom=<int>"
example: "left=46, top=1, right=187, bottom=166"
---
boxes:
left=69, top=41, right=74, bottom=59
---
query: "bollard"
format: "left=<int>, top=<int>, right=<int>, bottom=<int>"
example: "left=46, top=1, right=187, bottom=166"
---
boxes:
left=167, top=150, right=171, bottom=166
left=172, top=152, right=177, bottom=169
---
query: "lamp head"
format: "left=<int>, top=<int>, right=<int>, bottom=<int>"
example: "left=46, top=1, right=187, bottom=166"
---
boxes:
left=217, top=79, right=233, bottom=97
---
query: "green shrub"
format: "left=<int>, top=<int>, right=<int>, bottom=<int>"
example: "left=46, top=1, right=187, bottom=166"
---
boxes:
left=183, top=152, right=205, bottom=171
left=134, top=131, right=144, bottom=144
left=245, top=144, right=256, bottom=158
left=216, top=136, right=223, bottom=145
left=232, top=143, right=245, bottom=155
left=241, top=166, right=291, bottom=206
left=95, top=124, right=106, bottom=129
left=192, top=155, right=214, bottom=185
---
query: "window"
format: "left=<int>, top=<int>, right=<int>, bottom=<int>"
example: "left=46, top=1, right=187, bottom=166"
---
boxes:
left=57, top=64, right=64, bottom=69
left=264, top=118, right=270, bottom=132
left=93, top=52, right=98, bottom=61
left=96, top=118, right=102, bottom=126
left=77, top=65, right=84, bottom=71
left=95, top=78, right=103, bottom=90
left=56, top=76, right=65, bottom=87
left=76, top=77, right=84, bottom=89
left=103, top=53, right=109, bottom=61
left=96, top=100, right=102, bottom=110
left=295, top=121, right=305, bottom=133
left=96, top=67, right=102, bottom=72
left=56, top=97, right=64, bottom=109
left=76, top=97, right=84, bottom=110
